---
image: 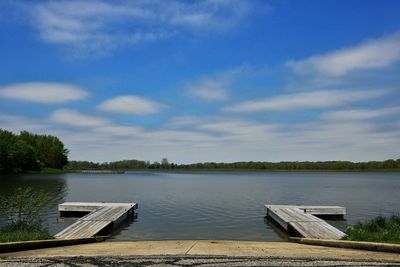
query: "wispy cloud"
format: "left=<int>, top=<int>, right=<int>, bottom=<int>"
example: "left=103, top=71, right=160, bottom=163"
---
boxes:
left=97, top=95, right=164, bottom=115
left=223, top=89, right=390, bottom=113
left=0, top=113, right=49, bottom=133
left=185, top=76, right=229, bottom=101
left=321, top=106, right=400, bottom=121
left=287, top=31, right=400, bottom=77
left=2, top=109, right=399, bottom=163
left=0, top=82, right=88, bottom=103
left=28, top=0, right=253, bottom=54
left=51, top=108, right=143, bottom=136
left=93, top=125, right=143, bottom=136
left=198, top=120, right=278, bottom=140
left=51, top=109, right=110, bottom=127
left=185, top=67, right=249, bottom=101
left=167, top=115, right=205, bottom=128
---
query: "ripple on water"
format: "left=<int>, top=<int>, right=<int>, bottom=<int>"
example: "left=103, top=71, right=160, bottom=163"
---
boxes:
left=1, top=171, right=399, bottom=241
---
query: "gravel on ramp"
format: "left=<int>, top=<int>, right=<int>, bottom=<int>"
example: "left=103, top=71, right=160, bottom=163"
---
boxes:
left=0, top=256, right=397, bottom=267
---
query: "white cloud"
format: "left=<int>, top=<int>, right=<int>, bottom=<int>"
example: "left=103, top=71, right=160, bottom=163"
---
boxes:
left=186, top=79, right=228, bottom=101
left=322, top=106, right=400, bottom=121
left=94, top=125, right=143, bottom=136
left=51, top=109, right=110, bottom=127
left=28, top=0, right=253, bottom=54
left=185, top=67, right=248, bottom=101
left=0, top=82, right=88, bottom=103
left=288, top=31, right=400, bottom=77
left=97, top=95, right=163, bottom=115
left=2, top=110, right=399, bottom=163
left=223, top=89, right=389, bottom=112
left=0, top=113, right=49, bottom=133
left=51, top=108, right=143, bottom=136
left=198, top=120, right=277, bottom=139
left=167, top=115, right=205, bottom=127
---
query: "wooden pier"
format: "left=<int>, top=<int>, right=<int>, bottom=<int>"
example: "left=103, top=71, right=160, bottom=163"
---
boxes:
left=55, top=202, right=137, bottom=239
left=265, top=205, right=346, bottom=240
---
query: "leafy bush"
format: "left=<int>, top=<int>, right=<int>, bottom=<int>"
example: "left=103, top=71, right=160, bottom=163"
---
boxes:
left=0, top=187, right=49, bottom=226
left=0, top=186, right=53, bottom=242
left=346, top=214, right=400, bottom=244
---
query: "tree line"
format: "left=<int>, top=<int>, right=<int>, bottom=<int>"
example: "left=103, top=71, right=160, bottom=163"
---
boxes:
left=0, top=129, right=68, bottom=173
left=1, top=128, right=398, bottom=173
left=66, top=158, right=400, bottom=171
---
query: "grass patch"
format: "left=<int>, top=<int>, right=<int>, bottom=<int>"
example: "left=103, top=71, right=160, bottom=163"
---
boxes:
left=346, top=214, right=400, bottom=244
left=0, top=222, right=53, bottom=243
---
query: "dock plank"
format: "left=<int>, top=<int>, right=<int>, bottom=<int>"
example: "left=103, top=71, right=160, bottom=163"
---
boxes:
left=80, top=206, right=129, bottom=222
left=265, top=204, right=346, bottom=240
left=55, top=220, right=110, bottom=239
left=290, top=221, right=345, bottom=240
left=278, top=208, right=321, bottom=223
left=55, top=202, right=136, bottom=239
left=59, top=202, right=137, bottom=213
left=265, top=205, right=345, bottom=216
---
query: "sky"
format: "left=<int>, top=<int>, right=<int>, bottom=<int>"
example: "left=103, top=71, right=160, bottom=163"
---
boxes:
left=0, top=0, right=400, bottom=163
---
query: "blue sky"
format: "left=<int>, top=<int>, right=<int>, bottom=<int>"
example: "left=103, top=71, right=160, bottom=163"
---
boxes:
left=0, top=0, right=400, bottom=163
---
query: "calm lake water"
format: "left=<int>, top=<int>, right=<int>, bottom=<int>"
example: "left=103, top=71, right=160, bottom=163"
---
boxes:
left=1, top=171, right=399, bottom=241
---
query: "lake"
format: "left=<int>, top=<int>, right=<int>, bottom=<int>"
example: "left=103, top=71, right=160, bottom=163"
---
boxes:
left=0, top=171, right=399, bottom=241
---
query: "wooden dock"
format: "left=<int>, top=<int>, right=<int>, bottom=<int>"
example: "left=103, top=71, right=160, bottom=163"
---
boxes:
left=55, top=202, right=137, bottom=239
left=265, top=205, right=346, bottom=240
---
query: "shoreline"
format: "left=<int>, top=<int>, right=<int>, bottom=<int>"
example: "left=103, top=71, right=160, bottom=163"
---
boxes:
left=32, top=168, right=400, bottom=174
left=1, top=240, right=400, bottom=264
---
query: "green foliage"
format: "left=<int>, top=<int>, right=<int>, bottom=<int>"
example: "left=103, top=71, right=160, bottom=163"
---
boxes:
left=0, top=222, right=52, bottom=242
left=0, top=186, right=53, bottom=242
left=66, top=159, right=151, bottom=170
left=0, top=129, right=68, bottom=173
left=0, top=187, right=49, bottom=226
left=177, top=160, right=400, bottom=170
left=346, top=214, right=400, bottom=244
left=66, top=158, right=400, bottom=171
left=161, top=158, right=170, bottom=169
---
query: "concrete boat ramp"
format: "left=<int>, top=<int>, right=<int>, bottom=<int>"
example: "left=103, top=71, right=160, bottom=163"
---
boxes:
left=3, top=240, right=400, bottom=266
left=55, top=202, right=137, bottom=239
left=265, top=205, right=347, bottom=240
left=3, top=203, right=400, bottom=265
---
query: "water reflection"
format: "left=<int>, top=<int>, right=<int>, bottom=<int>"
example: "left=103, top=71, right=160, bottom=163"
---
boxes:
left=108, top=213, right=138, bottom=240
left=0, top=171, right=399, bottom=241
left=0, top=174, right=67, bottom=233
left=263, top=217, right=291, bottom=241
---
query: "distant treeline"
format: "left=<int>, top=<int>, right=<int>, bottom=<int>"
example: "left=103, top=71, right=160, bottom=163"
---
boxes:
left=66, top=158, right=400, bottom=171
left=0, top=129, right=68, bottom=173
left=66, top=159, right=150, bottom=170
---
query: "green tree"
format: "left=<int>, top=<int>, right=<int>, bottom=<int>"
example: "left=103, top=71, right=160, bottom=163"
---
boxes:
left=9, top=140, right=40, bottom=171
left=161, top=158, right=170, bottom=169
left=0, top=129, right=16, bottom=173
left=0, top=129, right=69, bottom=173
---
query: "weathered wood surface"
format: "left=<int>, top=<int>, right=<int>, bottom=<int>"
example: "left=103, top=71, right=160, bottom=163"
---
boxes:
left=80, top=206, right=128, bottom=222
left=59, top=202, right=137, bottom=212
left=265, top=205, right=346, bottom=216
left=55, top=202, right=137, bottom=239
left=265, top=205, right=346, bottom=240
left=55, top=220, right=110, bottom=239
